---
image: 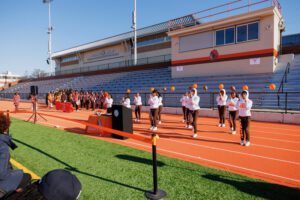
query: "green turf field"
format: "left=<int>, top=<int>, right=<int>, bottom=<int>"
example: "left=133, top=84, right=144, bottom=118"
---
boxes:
left=9, top=118, right=300, bottom=200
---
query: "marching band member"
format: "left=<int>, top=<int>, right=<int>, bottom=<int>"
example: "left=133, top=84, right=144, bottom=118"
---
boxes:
left=237, top=90, right=253, bottom=147
left=226, top=91, right=239, bottom=134
left=122, top=93, right=131, bottom=109
left=180, top=93, right=188, bottom=122
left=134, top=93, right=142, bottom=122
left=157, top=92, right=163, bottom=124
left=188, top=89, right=200, bottom=138
left=216, top=89, right=228, bottom=127
left=104, top=94, right=113, bottom=113
left=148, top=90, right=159, bottom=131
left=13, top=92, right=20, bottom=112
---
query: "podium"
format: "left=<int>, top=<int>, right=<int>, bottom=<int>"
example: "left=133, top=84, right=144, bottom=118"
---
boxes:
left=112, top=105, right=133, bottom=140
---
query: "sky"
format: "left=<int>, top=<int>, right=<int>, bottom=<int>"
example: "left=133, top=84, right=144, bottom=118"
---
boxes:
left=0, top=0, right=300, bottom=76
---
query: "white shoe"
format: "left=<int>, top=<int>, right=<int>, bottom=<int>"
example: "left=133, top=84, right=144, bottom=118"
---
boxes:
left=232, top=131, right=236, bottom=135
left=221, top=124, right=226, bottom=128
left=240, top=141, right=245, bottom=146
left=138, top=119, right=140, bottom=122
left=188, top=125, right=193, bottom=129
left=152, top=127, right=158, bottom=131
left=158, top=121, right=162, bottom=125
left=245, top=141, right=250, bottom=147
left=218, top=124, right=222, bottom=127
left=193, top=134, right=198, bottom=138
left=135, top=119, right=138, bottom=122
left=149, top=126, right=154, bottom=130
left=182, top=119, right=185, bottom=123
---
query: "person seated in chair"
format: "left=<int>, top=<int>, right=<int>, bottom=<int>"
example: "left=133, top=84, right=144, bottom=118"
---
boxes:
left=0, top=112, right=32, bottom=199
left=5, top=169, right=82, bottom=200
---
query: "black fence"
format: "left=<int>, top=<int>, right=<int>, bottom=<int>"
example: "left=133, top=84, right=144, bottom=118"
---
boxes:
left=1, top=92, right=299, bottom=113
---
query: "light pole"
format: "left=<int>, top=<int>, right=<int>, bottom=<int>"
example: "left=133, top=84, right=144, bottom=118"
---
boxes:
left=43, top=0, right=53, bottom=74
left=132, top=0, right=137, bottom=65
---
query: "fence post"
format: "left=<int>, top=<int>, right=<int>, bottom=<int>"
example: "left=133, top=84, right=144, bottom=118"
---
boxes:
left=285, top=92, right=288, bottom=114
left=211, top=93, right=215, bottom=110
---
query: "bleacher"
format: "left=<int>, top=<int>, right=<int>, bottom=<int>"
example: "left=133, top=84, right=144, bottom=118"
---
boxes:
left=1, top=55, right=300, bottom=110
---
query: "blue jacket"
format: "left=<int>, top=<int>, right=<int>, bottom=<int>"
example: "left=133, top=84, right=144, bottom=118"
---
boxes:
left=0, top=134, right=23, bottom=193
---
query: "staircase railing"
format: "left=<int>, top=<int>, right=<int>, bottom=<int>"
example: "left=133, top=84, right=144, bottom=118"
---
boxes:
left=277, top=62, right=290, bottom=93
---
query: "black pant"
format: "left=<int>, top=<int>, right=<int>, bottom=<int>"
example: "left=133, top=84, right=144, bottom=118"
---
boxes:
left=75, top=104, right=79, bottom=111
left=182, top=106, right=186, bottom=120
left=17, top=173, right=32, bottom=189
left=218, top=105, right=226, bottom=124
left=240, top=116, right=250, bottom=141
left=150, top=109, right=158, bottom=127
left=135, top=105, right=142, bottom=120
left=186, top=108, right=192, bottom=126
left=228, top=111, right=237, bottom=131
left=191, top=110, right=199, bottom=133
left=107, top=107, right=112, bottom=113
left=157, top=106, right=163, bottom=121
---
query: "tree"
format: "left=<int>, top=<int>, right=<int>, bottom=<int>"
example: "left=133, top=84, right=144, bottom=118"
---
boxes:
left=30, top=69, right=48, bottom=78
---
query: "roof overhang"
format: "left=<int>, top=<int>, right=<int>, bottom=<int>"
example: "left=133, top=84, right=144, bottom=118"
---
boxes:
left=168, top=7, right=281, bottom=37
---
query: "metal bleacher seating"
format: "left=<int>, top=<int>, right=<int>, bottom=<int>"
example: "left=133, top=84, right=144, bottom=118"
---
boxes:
left=1, top=55, right=300, bottom=111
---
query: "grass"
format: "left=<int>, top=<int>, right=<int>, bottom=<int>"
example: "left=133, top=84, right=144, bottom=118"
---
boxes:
left=9, top=118, right=300, bottom=200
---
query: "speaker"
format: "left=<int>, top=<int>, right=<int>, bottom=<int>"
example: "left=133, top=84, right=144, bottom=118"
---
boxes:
left=112, top=105, right=133, bottom=140
left=30, top=86, right=38, bottom=96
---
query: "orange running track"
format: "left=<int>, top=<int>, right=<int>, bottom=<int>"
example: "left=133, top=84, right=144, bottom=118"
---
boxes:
left=1, top=100, right=300, bottom=189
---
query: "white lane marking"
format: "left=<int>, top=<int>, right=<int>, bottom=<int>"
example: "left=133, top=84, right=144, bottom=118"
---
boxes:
left=122, top=140, right=300, bottom=184
left=160, top=138, right=300, bottom=165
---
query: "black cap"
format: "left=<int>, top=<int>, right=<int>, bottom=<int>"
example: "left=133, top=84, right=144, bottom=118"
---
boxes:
left=38, top=169, right=82, bottom=200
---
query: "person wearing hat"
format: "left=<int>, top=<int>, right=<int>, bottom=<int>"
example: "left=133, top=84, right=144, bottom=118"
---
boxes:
left=5, top=169, right=82, bottom=200
left=237, top=90, right=253, bottom=147
left=216, top=89, right=228, bottom=127
left=0, top=112, right=32, bottom=199
left=148, top=90, right=159, bottom=131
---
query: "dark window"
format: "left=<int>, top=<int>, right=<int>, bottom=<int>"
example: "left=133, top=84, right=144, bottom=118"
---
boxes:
left=237, top=25, right=247, bottom=42
left=225, top=28, right=235, bottom=44
left=216, top=30, right=225, bottom=46
left=248, top=22, right=259, bottom=40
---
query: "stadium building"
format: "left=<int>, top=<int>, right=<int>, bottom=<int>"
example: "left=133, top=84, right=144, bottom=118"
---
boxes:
left=0, top=72, right=20, bottom=90
left=52, top=15, right=199, bottom=76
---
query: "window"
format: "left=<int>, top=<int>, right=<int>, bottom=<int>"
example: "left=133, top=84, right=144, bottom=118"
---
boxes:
left=137, top=36, right=170, bottom=47
left=215, top=27, right=235, bottom=46
left=237, top=25, right=247, bottom=42
left=61, top=55, right=78, bottom=63
left=248, top=22, right=259, bottom=40
left=216, top=30, right=225, bottom=46
left=237, top=22, right=259, bottom=43
left=225, top=28, right=235, bottom=44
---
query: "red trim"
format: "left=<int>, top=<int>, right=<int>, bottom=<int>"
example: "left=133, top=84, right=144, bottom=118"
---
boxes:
left=172, top=48, right=277, bottom=65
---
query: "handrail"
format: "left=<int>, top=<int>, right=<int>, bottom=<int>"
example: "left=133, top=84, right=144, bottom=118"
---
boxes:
left=277, top=62, right=290, bottom=93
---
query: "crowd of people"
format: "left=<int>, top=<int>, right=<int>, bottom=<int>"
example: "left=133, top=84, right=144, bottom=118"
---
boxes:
left=12, top=85, right=252, bottom=147
left=180, top=86, right=252, bottom=146
left=45, top=89, right=114, bottom=112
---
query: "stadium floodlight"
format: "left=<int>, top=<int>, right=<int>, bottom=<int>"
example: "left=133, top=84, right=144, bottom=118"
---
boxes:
left=132, top=0, right=137, bottom=66
left=43, top=0, right=54, bottom=75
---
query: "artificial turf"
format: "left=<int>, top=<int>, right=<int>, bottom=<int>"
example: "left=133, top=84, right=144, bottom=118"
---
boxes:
left=9, top=118, right=300, bottom=200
